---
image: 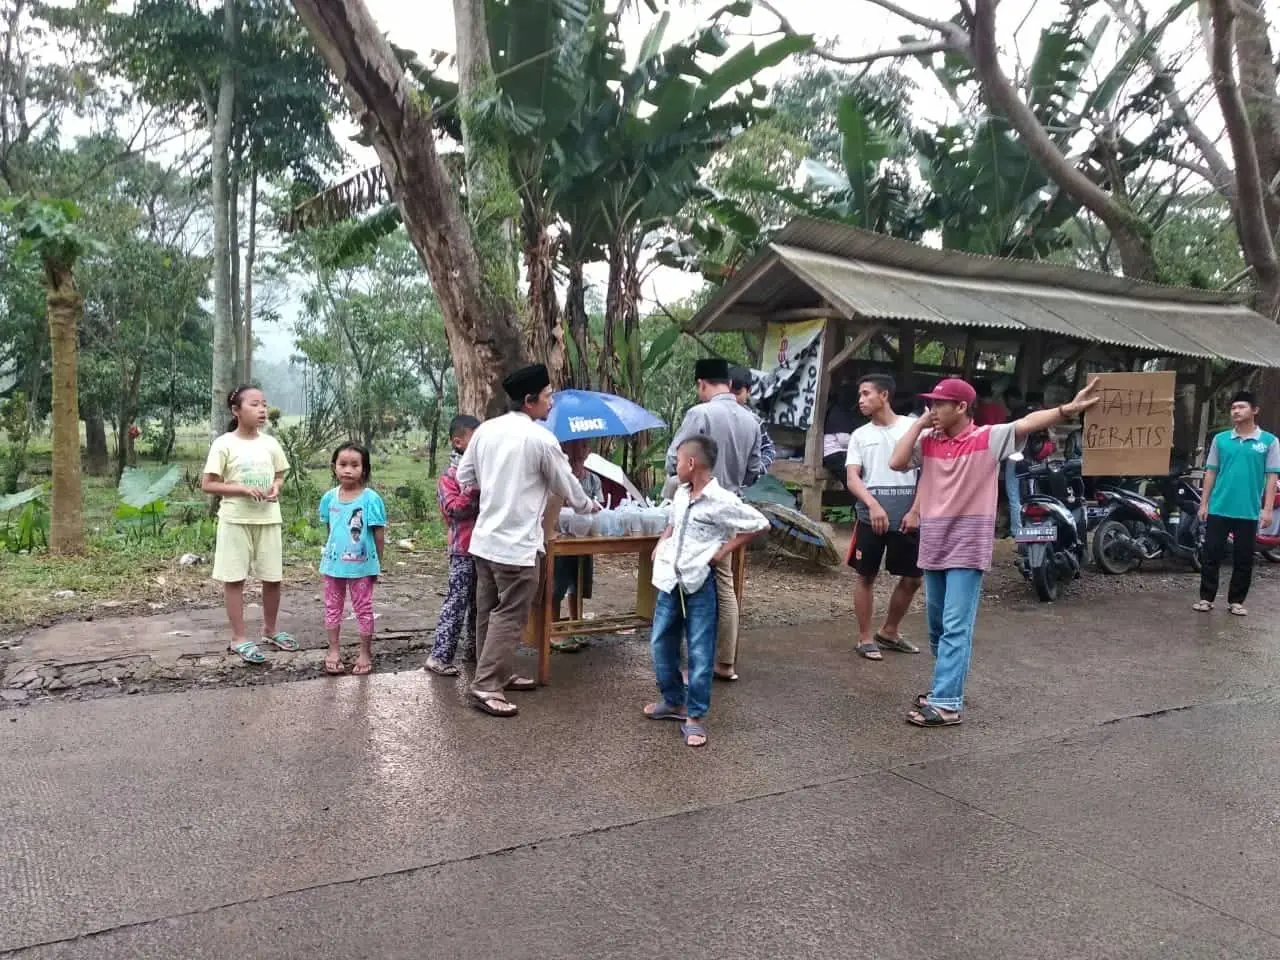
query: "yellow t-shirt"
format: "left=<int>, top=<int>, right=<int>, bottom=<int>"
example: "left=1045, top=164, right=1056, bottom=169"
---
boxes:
left=202, top=432, right=289, bottom=524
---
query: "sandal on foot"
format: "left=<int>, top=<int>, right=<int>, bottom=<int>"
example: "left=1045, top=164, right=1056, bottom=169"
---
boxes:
left=856, top=641, right=883, bottom=661
left=262, top=632, right=299, bottom=652
left=714, top=668, right=739, bottom=682
left=504, top=676, right=537, bottom=691
left=1192, top=600, right=1213, bottom=612
left=551, top=636, right=588, bottom=653
left=913, top=692, right=931, bottom=709
left=1230, top=603, right=1248, bottom=617
left=907, top=703, right=963, bottom=727
left=680, top=721, right=708, bottom=747
left=351, top=660, right=373, bottom=676
left=470, top=691, right=518, bottom=717
left=228, top=640, right=267, bottom=664
left=323, top=654, right=345, bottom=675
left=424, top=656, right=459, bottom=677
left=644, top=701, right=687, bottom=721
left=875, top=632, right=919, bottom=654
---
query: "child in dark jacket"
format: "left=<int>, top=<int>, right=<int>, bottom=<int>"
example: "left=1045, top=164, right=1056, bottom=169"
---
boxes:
left=425, top=415, right=481, bottom=676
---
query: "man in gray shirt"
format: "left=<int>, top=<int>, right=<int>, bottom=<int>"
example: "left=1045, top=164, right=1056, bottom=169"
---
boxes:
left=664, top=357, right=763, bottom=681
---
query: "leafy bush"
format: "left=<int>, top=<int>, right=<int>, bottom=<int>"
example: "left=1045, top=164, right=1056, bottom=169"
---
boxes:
left=115, top=464, right=186, bottom=541
left=0, top=485, right=48, bottom=553
left=396, top=481, right=434, bottom=522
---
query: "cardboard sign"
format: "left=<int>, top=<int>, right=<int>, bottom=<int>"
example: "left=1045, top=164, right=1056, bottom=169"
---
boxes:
left=1082, top=371, right=1176, bottom=477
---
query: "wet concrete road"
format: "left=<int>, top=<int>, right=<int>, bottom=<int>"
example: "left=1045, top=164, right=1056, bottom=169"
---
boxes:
left=3, top=577, right=1280, bottom=959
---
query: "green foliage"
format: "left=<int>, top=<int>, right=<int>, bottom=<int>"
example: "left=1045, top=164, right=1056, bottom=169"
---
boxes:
left=114, top=464, right=184, bottom=541
left=0, top=486, right=49, bottom=553
left=1, top=195, right=104, bottom=274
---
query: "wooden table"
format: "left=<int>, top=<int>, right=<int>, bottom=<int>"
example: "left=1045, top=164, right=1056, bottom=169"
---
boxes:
left=524, top=533, right=659, bottom=685
left=523, top=532, right=748, bottom=686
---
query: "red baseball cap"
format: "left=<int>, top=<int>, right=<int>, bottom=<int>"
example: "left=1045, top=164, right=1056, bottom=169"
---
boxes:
left=919, top=377, right=977, bottom=406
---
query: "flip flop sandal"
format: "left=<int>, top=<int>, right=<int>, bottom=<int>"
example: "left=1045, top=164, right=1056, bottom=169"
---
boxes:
left=714, top=667, right=739, bottom=682
left=424, top=657, right=460, bottom=677
left=551, top=636, right=588, bottom=653
left=1192, top=600, right=1213, bottom=612
left=504, top=676, right=537, bottom=691
left=644, top=701, right=687, bottom=721
left=323, top=655, right=345, bottom=675
left=875, top=632, right=920, bottom=654
left=1230, top=603, right=1248, bottom=616
left=228, top=640, right=267, bottom=664
left=262, top=632, right=299, bottom=652
left=679, top=721, right=708, bottom=747
left=471, top=692, right=519, bottom=717
left=907, top=704, right=963, bottom=727
left=855, top=642, right=883, bottom=661
left=351, top=660, right=373, bottom=676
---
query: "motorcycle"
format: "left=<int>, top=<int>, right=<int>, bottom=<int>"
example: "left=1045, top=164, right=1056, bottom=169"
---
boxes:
left=1012, top=453, right=1089, bottom=602
left=1091, top=471, right=1202, bottom=574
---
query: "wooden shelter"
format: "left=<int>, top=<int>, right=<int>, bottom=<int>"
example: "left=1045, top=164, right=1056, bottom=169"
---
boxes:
left=685, top=217, right=1280, bottom=519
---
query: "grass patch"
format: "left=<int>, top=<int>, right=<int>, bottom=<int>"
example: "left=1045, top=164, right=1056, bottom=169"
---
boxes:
left=0, top=440, right=451, bottom=629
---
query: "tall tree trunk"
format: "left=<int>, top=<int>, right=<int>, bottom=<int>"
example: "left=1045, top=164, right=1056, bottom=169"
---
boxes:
left=564, top=259, right=591, bottom=388
left=1232, top=0, right=1280, bottom=238
left=289, top=0, right=525, bottom=418
left=229, top=161, right=243, bottom=380
left=46, top=263, right=84, bottom=554
left=427, top=402, right=442, bottom=477
left=521, top=204, right=564, bottom=385
left=114, top=363, right=144, bottom=481
left=970, top=0, right=1160, bottom=281
left=243, top=172, right=258, bottom=381
left=84, top=411, right=108, bottom=477
left=208, top=0, right=237, bottom=438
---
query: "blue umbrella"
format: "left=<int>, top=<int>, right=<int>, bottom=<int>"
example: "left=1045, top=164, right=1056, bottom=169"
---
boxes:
left=539, top=389, right=666, bottom=442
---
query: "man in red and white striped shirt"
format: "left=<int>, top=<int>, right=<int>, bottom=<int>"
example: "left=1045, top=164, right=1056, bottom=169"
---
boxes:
left=889, top=376, right=1101, bottom=728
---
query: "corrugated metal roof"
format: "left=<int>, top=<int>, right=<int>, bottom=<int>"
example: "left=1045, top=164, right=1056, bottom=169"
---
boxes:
left=687, top=218, right=1280, bottom=368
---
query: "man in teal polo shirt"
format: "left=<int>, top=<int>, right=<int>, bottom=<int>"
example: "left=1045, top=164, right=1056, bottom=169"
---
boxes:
left=1195, top=390, right=1280, bottom=616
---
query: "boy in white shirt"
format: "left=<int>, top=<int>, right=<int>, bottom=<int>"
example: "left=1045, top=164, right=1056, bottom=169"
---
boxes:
left=645, top=436, right=769, bottom=747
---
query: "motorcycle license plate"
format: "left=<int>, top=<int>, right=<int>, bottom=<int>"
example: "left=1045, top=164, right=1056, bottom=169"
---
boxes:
left=1015, top=523, right=1057, bottom=543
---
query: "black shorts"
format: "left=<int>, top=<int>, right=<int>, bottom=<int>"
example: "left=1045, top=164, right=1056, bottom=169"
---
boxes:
left=847, top=520, right=922, bottom=579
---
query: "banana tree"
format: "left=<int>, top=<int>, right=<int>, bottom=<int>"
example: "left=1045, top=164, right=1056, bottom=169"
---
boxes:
left=1, top=197, right=103, bottom=554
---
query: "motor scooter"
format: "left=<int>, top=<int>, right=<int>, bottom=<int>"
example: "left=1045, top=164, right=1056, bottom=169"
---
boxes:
left=1091, top=471, right=1202, bottom=574
left=1012, top=453, right=1088, bottom=601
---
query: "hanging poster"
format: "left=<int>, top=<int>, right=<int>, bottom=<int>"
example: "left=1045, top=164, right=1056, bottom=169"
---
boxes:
left=754, top=318, right=827, bottom=430
left=1082, top=371, right=1176, bottom=477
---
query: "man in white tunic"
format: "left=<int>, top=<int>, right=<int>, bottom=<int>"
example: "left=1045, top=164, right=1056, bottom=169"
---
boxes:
left=457, top=364, right=599, bottom=717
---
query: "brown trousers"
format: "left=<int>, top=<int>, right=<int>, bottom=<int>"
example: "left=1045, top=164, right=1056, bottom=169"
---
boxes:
left=713, top=553, right=739, bottom=667
left=471, top=556, right=542, bottom=696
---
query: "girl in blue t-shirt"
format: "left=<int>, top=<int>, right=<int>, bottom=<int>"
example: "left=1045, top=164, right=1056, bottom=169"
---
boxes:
left=318, top=443, right=386, bottom=675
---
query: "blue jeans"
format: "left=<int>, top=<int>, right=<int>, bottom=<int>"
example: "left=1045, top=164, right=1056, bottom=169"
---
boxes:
left=922, top=568, right=984, bottom=712
left=650, top=577, right=719, bottom=719
left=1004, top=459, right=1022, bottom=531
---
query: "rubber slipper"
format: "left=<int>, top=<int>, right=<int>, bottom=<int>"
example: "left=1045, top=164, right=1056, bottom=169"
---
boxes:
left=228, top=640, right=266, bottom=664
left=424, top=657, right=459, bottom=677
left=262, top=632, right=299, bottom=652
left=680, top=721, right=708, bottom=747
left=1230, top=603, right=1248, bottom=617
left=855, top=642, right=883, bottom=661
left=644, top=701, right=687, bottom=721
left=551, top=636, right=588, bottom=653
left=907, top=704, right=962, bottom=727
left=1192, top=600, right=1213, bottom=612
left=351, top=660, right=373, bottom=676
left=470, top=692, right=518, bottom=717
left=875, top=632, right=919, bottom=654
left=323, top=655, right=345, bottom=675
left=714, top=668, right=739, bottom=682
left=504, top=676, right=537, bottom=691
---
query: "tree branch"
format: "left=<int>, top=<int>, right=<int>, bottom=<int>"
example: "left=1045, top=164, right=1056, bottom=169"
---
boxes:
left=970, top=0, right=1158, bottom=279
left=758, top=0, right=960, bottom=66
left=1207, top=0, right=1280, bottom=307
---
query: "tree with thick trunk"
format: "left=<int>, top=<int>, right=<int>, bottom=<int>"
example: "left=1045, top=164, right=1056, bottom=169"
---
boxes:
left=290, top=0, right=524, bottom=416
left=208, top=0, right=237, bottom=438
left=46, top=264, right=84, bottom=554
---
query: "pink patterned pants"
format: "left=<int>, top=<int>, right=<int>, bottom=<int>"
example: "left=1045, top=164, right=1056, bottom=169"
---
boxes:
left=323, top=575, right=376, bottom=636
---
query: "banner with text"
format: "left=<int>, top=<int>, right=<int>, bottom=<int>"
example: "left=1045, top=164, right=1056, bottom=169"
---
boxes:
left=1082, top=370, right=1176, bottom=477
left=754, top=318, right=827, bottom=431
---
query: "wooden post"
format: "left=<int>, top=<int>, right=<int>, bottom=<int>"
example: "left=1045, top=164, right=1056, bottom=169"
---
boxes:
left=800, top=322, right=837, bottom=521
left=898, top=323, right=915, bottom=388
left=1016, top=336, right=1043, bottom=395
left=962, top=330, right=978, bottom=379
left=1194, top=360, right=1212, bottom=466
